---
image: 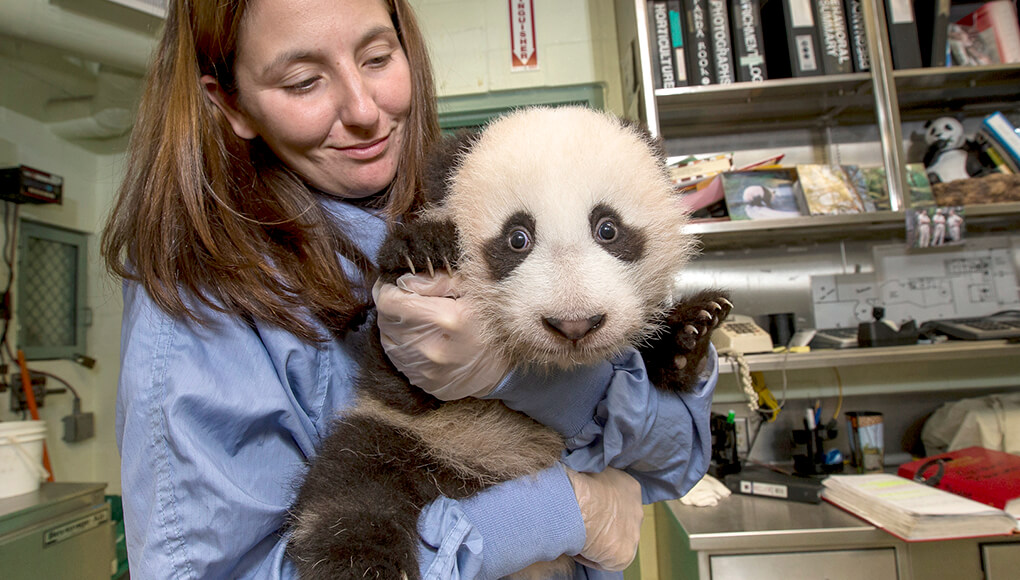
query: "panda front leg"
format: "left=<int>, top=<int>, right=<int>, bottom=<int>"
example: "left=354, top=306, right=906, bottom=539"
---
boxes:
left=376, top=217, right=460, bottom=284
left=641, top=290, right=732, bottom=393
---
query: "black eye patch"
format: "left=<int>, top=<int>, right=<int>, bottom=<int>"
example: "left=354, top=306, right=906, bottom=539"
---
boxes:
left=483, top=211, right=536, bottom=281
left=589, top=204, right=645, bottom=262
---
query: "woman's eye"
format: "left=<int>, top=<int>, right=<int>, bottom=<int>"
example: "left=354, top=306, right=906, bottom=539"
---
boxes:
left=595, top=218, right=618, bottom=242
left=508, top=229, right=531, bottom=252
left=284, top=77, right=320, bottom=93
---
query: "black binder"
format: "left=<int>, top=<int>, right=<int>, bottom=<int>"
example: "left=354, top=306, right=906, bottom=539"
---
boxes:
left=761, top=0, right=823, bottom=77
left=884, top=0, right=923, bottom=69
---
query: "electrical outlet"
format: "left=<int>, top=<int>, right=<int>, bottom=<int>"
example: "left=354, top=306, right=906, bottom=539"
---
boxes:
left=9, top=372, right=47, bottom=412
left=734, top=417, right=750, bottom=455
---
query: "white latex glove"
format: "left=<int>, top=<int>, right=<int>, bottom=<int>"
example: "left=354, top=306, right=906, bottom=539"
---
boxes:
left=565, top=467, right=644, bottom=572
left=373, top=272, right=510, bottom=400
left=679, top=474, right=732, bottom=507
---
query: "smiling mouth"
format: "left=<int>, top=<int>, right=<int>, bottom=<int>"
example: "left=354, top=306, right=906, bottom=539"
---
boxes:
left=339, top=135, right=389, bottom=159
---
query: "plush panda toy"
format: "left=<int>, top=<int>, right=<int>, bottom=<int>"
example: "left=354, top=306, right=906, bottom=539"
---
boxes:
left=287, top=106, right=731, bottom=579
left=922, top=116, right=988, bottom=183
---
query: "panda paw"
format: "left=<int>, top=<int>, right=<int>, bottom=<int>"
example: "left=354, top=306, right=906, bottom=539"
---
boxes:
left=643, top=290, right=732, bottom=393
left=376, top=218, right=459, bottom=284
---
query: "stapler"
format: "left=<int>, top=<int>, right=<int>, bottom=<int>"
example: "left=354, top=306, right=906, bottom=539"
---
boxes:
left=858, top=307, right=919, bottom=347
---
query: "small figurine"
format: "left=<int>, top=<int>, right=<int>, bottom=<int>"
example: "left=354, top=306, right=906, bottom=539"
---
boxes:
left=922, top=116, right=988, bottom=184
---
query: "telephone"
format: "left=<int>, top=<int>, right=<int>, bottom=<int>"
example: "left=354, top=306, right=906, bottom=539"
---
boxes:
left=711, top=314, right=774, bottom=354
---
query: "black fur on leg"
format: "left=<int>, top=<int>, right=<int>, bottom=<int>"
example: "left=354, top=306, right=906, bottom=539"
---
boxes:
left=287, top=414, right=490, bottom=580
left=641, top=289, right=732, bottom=393
left=375, top=218, right=460, bottom=285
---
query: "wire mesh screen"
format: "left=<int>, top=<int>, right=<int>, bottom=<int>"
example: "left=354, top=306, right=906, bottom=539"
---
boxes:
left=17, top=221, right=87, bottom=360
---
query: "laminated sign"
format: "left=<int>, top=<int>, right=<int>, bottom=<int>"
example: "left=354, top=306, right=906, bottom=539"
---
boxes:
left=510, top=0, right=538, bottom=70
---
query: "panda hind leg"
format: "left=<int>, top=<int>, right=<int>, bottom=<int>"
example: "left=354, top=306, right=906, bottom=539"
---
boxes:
left=376, top=218, right=459, bottom=284
left=642, top=290, right=732, bottom=393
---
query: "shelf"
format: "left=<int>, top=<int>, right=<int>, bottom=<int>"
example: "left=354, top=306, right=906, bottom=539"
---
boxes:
left=718, top=339, right=1020, bottom=374
left=653, top=74, right=876, bottom=137
left=894, top=64, right=1020, bottom=122
left=684, top=202, right=1020, bottom=251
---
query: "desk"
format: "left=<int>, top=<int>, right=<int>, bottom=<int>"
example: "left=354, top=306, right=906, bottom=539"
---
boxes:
left=0, top=482, right=113, bottom=580
left=654, top=494, right=1020, bottom=580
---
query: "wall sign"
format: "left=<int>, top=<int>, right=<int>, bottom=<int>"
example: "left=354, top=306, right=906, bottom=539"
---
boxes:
left=510, top=0, right=538, bottom=71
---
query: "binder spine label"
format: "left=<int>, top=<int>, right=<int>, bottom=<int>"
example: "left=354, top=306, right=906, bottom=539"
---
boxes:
left=740, top=480, right=789, bottom=499
left=652, top=2, right=676, bottom=88
left=708, top=0, right=734, bottom=83
left=818, top=0, right=851, bottom=72
left=733, top=0, right=766, bottom=82
left=844, top=0, right=870, bottom=71
left=795, top=34, right=819, bottom=72
left=688, top=0, right=714, bottom=84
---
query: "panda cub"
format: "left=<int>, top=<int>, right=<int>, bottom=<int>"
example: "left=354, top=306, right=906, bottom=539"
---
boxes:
left=287, top=106, right=731, bottom=579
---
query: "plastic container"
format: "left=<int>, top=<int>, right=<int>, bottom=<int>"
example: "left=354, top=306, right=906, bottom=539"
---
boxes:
left=0, top=420, right=49, bottom=498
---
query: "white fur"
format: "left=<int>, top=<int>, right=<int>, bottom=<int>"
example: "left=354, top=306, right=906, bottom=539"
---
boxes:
left=428, top=106, right=696, bottom=366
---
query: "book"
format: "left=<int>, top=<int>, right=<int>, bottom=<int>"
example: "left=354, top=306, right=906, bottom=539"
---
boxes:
left=707, top=0, right=735, bottom=84
left=813, top=0, right=852, bottom=75
left=843, top=0, right=870, bottom=72
left=975, top=129, right=1018, bottom=174
left=724, top=466, right=824, bottom=503
left=980, top=111, right=1020, bottom=171
left=897, top=447, right=1020, bottom=521
left=905, top=162, right=935, bottom=208
left=842, top=165, right=877, bottom=211
left=719, top=167, right=806, bottom=220
left=915, top=0, right=952, bottom=68
left=729, top=0, right=767, bottom=82
left=822, top=473, right=1018, bottom=541
left=795, top=164, right=864, bottom=215
left=684, top=0, right=716, bottom=85
left=649, top=1, right=679, bottom=89
left=857, top=166, right=891, bottom=211
left=883, top=0, right=923, bottom=69
left=667, top=0, right=690, bottom=86
left=954, top=0, right=1020, bottom=65
left=761, top=0, right=822, bottom=78
left=667, top=152, right=734, bottom=185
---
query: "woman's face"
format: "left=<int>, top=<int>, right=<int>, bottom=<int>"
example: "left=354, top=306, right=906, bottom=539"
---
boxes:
left=211, top=0, right=412, bottom=198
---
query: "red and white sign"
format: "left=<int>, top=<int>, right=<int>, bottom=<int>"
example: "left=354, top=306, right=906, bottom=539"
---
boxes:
left=509, top=0, right=538, bottom=70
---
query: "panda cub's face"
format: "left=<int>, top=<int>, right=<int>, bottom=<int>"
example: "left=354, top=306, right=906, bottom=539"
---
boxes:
left=433, top=107, right=696, bottom=367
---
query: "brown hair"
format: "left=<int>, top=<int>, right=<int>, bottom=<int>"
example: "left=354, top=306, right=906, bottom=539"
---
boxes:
left=101, top=0, right=439, bottom=341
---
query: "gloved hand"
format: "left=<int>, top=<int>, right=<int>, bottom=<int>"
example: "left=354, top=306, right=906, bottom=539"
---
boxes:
left=679, top=474, right=732, bottom=507
left=565, top=467, right=644, bottom=572
left=373, top=272, right=510, bottom=400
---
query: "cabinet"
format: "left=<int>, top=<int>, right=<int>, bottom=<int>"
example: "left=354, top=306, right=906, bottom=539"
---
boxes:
left=653, top=495, right=1020, bottom=580
left=612, top=0, right=1020, bottom=386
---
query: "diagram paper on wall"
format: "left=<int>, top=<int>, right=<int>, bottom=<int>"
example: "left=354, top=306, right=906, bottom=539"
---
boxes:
left=872, top=238, right=1020, bottom=324
left=811, top=272, right=879, bottom=329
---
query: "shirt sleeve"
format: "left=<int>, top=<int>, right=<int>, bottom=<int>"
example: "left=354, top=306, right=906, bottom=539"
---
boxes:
left=116, top=282, right=317, bottom=580
left=417, top=464, right=585, bottom=580
left=487, top=345, right=719, bottom=503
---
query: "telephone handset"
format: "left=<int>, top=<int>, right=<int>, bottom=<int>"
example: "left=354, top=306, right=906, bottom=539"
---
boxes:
left=711, top=314, right=774, bottom=354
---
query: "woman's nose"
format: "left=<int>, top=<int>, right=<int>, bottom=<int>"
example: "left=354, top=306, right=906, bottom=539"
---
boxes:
left=335, top=71, right=380, bottom=129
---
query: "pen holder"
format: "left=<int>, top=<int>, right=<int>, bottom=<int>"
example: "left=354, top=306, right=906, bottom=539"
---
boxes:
left=792, top=420, right=842, bottom=476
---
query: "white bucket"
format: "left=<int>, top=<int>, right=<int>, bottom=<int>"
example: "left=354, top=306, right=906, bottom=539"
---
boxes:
left=0, top=420, right=50, bottom=499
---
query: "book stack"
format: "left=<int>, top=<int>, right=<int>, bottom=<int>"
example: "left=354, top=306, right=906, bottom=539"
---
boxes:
left=897, top=446, right=1020, bottom=523
left=977, top=111, right=1020, bottom=173
left=822, top=473, right=1018, bottom=541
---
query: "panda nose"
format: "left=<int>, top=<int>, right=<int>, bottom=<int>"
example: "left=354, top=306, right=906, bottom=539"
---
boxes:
left=543, top=314, right=606, bottom=341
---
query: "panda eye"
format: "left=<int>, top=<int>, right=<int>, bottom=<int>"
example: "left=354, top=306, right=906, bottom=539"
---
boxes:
left=595, top=217, right=618, bottom=242
left=507, top=228, right=532, bottom=252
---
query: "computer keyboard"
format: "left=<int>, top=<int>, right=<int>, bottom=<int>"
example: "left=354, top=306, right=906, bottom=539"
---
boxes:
left=927, top=311, right=1020, bottom=340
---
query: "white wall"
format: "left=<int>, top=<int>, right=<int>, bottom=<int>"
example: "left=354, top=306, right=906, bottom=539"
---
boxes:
left=415, top=0, right=624, bottom=114
left=0, top=106, right=124, bottom=493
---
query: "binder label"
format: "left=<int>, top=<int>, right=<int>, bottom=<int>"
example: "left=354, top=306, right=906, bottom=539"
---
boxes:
left=790, top=0, right=814, bottom=27
left=741, top=480, right=789, bottom=499
left=795, top=35, right=819, bottom=71
left=890, top=0, right=913, bottom=24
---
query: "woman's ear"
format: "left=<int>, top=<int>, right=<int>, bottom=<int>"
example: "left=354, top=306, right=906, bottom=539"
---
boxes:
left=201, top=74, right=258, bottom=140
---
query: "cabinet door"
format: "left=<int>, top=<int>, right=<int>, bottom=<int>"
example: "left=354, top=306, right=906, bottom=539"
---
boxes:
left=710, top=548, right=898, bottom=579
left=982, top=543, right=1020, bottom=580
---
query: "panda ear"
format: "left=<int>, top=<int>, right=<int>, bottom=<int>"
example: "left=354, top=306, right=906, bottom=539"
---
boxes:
left=423, top=129, right=477, bottom=205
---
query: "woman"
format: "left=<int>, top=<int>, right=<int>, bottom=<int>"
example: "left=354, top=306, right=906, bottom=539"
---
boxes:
left=102, top=0, right=718, bottom=578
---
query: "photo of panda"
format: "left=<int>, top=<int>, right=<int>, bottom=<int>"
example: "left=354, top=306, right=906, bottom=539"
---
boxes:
left=286, top=106, right=731, bottom=579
